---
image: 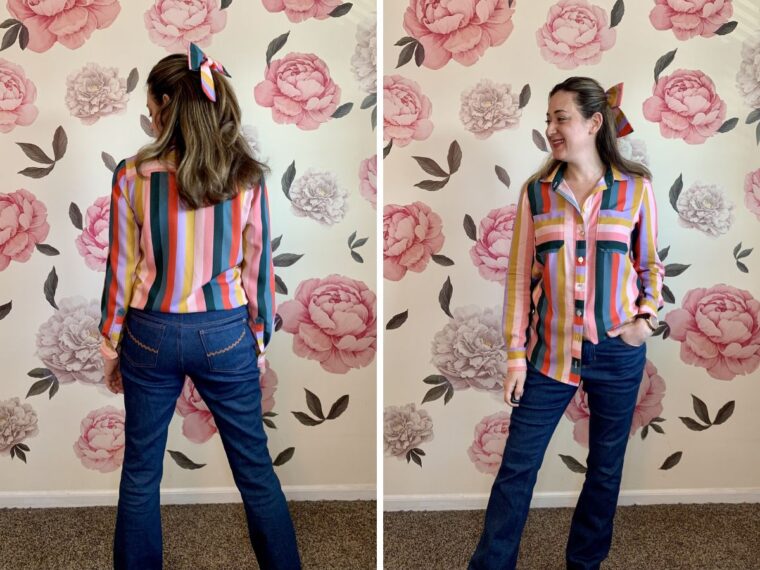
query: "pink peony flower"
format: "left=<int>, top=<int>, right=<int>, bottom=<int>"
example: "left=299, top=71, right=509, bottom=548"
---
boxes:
left=468, top=411, right=510, bottom=474
left=359, top=155, right=377, bottom=208
left=0, top=59, right=38, bottom=133
left=384, top=202, right=444, bottom=281
left=0, top=189, right=49, bottom=271
left=261, top=0, right=340, bottom=22
left=75, top=195, right=109, bottom=271
left=649, top=0, right=733, bottom=41
left=254, top=53, right=341, bottom=131
left=470, top=205, right=517, bottom=283
left=383, top=75, right=433, bottom=147
left=666, top=284, right=760, bottom=381
left=745, top=169, right=760, bottom=221
left=176, top=366, right=278, bottom=444
left=144, top=0, right=226, bottom=52
left=278, top=275, right=377, bottom=374
left=402, top=0, right=516, bottom=70
left=536, top=0, right=616, bottom=69
left=564, top=360, right=666, bottom=447
left=73, top=406, right=125, bottom=473
left=7, top=0, right=121, bottom=52
left=642, top=69, right=726, bottom=145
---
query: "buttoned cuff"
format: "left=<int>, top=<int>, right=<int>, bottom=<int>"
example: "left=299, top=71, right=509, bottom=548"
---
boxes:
left=100, top=338, right=119, bottom=360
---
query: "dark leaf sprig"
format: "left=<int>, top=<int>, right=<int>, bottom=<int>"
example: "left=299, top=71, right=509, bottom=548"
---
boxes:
left=732, top=241, right=753, bottom=274
left=347, top=231, right=368, bottom=263
left=292, top=389, right=349, bottom=426
left=679, top=395, right=735, bottom=431
left=413, top=141, right=462, bottom=191
left=17, top=127, right=68, bottom=178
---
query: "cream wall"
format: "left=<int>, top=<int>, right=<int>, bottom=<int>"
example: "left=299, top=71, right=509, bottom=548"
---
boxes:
left=383, top=0, right=760, bottom=504
left=0, top=0, right=376, bottom=502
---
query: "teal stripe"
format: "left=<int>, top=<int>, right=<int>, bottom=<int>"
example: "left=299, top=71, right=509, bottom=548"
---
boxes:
left=219, top=200, right=232, bottom=306
left=527, top=179, right=541, bottom=216
left=145, top=173, right=166, bottom=308
left=595, top=250, right=612, bottom=333
left=256, top=182, right=274, bottom=345
left=530, top=292, right=549, bottom=366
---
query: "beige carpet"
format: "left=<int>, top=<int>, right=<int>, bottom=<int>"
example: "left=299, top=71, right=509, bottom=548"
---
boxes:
left=384, top=503, right=760, bottom=569
left=0, top=500, right=375, bottom=569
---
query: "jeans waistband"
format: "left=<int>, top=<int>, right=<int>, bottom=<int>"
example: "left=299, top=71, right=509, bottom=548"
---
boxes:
left=127, top=305, right=248, bottom=327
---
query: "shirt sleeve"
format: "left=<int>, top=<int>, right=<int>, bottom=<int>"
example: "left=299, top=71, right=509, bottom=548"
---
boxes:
left=632, top=178, right=665, bottom=316
left=241, top=178, right=276, bottom=359
left=99, top=160, right=139, bottom=356
left=503, top=185, right=536, bottom=372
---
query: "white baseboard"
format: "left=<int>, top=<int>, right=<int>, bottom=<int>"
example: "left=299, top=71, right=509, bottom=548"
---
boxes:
left=0, top=484, right=376, bottom=509
left=384, top=488, right=760, bottom=511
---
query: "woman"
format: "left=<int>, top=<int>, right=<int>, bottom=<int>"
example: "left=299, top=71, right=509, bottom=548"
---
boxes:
left=469, top=77, right=664, bottom=570
left=99, top=44, right=301, bottom=570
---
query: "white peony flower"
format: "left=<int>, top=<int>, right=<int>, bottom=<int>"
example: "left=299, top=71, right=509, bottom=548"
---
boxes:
left=65, top=63, right=129, bottom=125
left=736, top=33, right=760, bottom=109
left=460, top=79, right=521, bottom=139
left=0, top=397, right=38, bottom=455
left=289, top=169, right=348, bottom=226
left=431, top=305, right=507, bottom=392
left=383, top=403, right=434, bottom=458
left=617, top=137, right=649, bottom=166
left=677, top=182, right=735, bottom=237
left=35, top=296, right=104, bottom=385
left=241, top=124, right=262, bottom=160
left=351, top=15, right=377, bottom=94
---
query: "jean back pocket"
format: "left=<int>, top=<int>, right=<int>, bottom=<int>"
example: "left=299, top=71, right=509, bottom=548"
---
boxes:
left=122, top=318, right=166, bottom=368
left=199, top=318, right=254, bottom=372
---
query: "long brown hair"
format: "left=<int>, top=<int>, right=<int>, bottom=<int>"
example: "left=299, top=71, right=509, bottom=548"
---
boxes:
left=135, top=53, right=267, bottom=209
left=529, top=76, right=652, bottom=184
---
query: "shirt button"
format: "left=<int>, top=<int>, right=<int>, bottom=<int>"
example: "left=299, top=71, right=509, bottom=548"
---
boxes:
left=579, top=229, right=585, bottom=237
left=578, top=256, right=584, bottom=263
left=576, top=309, right=583, bottom=317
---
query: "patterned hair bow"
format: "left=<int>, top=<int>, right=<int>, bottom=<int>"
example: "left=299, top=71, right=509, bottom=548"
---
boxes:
left=187, top=42, right=230, bottom=102
left=605, top=83, right=633, bottom=138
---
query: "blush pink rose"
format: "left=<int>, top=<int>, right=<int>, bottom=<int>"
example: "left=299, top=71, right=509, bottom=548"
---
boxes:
left=0, top=59, right=38, bottom=133
left=468, top=410, right=510, bottom=474
left=402, top=0, right=516, bottom=70
left=642, top=69, right=726, bottom=145
left=254, top=53, right=341, bottom=131
left=383, top=75, right=433, bottom=147
left=564, top=360, right=667, bottom=447
left=0, top=189, right=50, bottom=271
left=470, top=205, right=517, bottom=283
left=278, top=275, right=377, bottom=374
left=649, top=0, right=733, bottom=40
left=536, top=0, right=616, bottom=69
left=261, top=0, right=340, bottom=22
left=144, top=0, right=226, bottom=52
left=73, top=406, right=125, bottom=473
left=176, top=366, right=277, bottom=443
left=7, top=0, right=121, bottom=52
left=359, top=155, right=377, bottom=208
left=384, top=202, right=444, bottom=281
left=75, top=195, right=109, bottom=271
left=745, top=169, right=760, bottom=221
left=666, top=284, right=760, bottom=381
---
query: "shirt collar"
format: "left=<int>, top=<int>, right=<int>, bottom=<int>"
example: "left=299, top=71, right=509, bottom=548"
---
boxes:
left=541, top=162, right=624, bottom=190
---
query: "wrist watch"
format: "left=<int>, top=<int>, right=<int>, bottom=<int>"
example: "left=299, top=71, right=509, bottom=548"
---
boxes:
left=634, top=313, right=659, bottom=331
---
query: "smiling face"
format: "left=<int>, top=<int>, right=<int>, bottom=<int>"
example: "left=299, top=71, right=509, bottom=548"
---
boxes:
left=545, top=90, right=601, bottom=165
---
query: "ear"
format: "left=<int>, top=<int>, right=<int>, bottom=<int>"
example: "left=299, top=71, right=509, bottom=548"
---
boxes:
left=162, top=93, right=171, bottom=106
left=590, top=111, right=603, bottom=135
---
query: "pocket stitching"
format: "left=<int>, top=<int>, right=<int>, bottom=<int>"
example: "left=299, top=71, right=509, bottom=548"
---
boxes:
left=206, top=329, right=246, bottom=357
left=125, top=325, right=160, bottom=354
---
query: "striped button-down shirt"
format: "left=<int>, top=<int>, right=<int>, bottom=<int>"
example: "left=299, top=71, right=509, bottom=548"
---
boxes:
left=503, top=164, right=664, bottom=384
left=99, top=156, right=275, bottom=356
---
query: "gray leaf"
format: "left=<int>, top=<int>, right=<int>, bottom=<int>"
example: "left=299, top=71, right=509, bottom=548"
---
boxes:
left=102, top=152, right=117, bottom=172
left=610, top=0, right=625, bottom=27
left=714, top=21, right=737, bottom=35
left=52, top=126, right=67, bottom=161
left=463, top=214, right=477, bottom=241
left=281, top=161, right=296, bottom=200
left=221, top=0, right=233, bottom=8
left=664, top=263, right=690, bottom=277
left=495, top=165, right=510, bottom=188
left=737, top=261, right=749, bottom=273
left=657, top=246, right=670, bottom=261
left=396, top=42, right=415, bottom=68
left=737, top=248, right=753, bottom=260
left=412, top=156, right=448, bottom=177
left=746, top=109, right=760, bottom=124
left=421, top=384, right=447, bottom=404
left=126, top=68, right=139, bottom=94
left=140, top=114, right=155, bottom=137
left=69, top=202, right=83, bottom=230
left=414, top=42, right=425, bottom=67
left=691, top=394, right=711, bottom=424
left=386, top=310, right=408, bottom=330
left=659, top=451, right=683, bottom=470
left=304, top=388, right=325, bottom=420
left=447, top=141, right=462, bottom=174
left=35, top=243, right=59, bottom=256
left=331, top=102, right=353, bottom=119
left=291, top=411, right=323, bottom=426
left=16, top=143, right=54, bottom=164
left=0, top=24, right=19, bottom=52
left=559, top=454, right=587, bottom=474
left=0, top=301, right=11, bottom=320
left=266, top=32, right=290, bottom=68
left=271, top=235, right=282, bottom=252
left=712, top=401, right=735, bottom=425
left=383, top=140, right=393, bottom=159
left=518, top=84, right=531, bottom=109
left=394, top=36, right=415, bottom=46
left=350, top=250, right=364, bottom=263
left=432, top=254, right=454, bottom=266
left=669, top=174, right=683, bottom=212
left=44, top=267, right=58, bottom=310
left=661, top=284, right=675, bottom=304
left=18, top=25, right=28, bottom=50
left=19, top=165, right=54, bottom=178
left=360, top=93, right=376, bottom=109
left=352, top=237, right=368, bottom=248
left=273, top=447, right=295, bottom=466
left=274, top=274, right=287, bottom=295
left=654, top=49, right=677, bottom=83
left=0, top=19, right=19, bottom=29
left=273, top=253, right=303, bottom=267
left=26, top=378, right=54, bottom=398
left=415, top=178, right=449, bottom=191
left=167, top=450, right=206, bottom=470
left=733, top=242, right=742, bottom=258
left=438, top=276, right=453, bottom=318
left=717, top=117, right=738, bottom=133
left=326, top=395, right=349, bottom=420
left=328, top=2, right=352, bottom=17
left=422, top=375, right=448, bottom=385
left=532, top=129, right=548, bottom=152
left=679, top=417, right=710, bottom=431
left=347, top=231, right=357, bottom=248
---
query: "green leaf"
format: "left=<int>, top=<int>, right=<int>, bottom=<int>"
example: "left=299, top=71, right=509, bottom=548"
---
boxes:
left=658, top=246, right=670, bottom=261
left=518, top=84, right=531, bottom=109
left=0, top=301, right=11, bottom=320
left=396, top=42, right=415, bottom=68
left=447, top=140, right=462, bottom=174
left=126, top=68, right=139, bottom=94
left=559, top=454, right=587, bottom=474
left=422, top=375, right=448, bottom=385
left=733, top=242, right=742, bottom=258
left=44, top=266, right=58, bottom=310
left=304, top=388, right=325, bottom=420
left=717, top=117, right=738, bottom=133
left=271, top=235, right=282, bottom=252
left=281, top=160, right=296, bottom=201
left=664, top=263, right=690, bottom=277
left=691, top=395, right=711, bottom=424
left=273, top=447, right=295, bottom=466
left=737, top=248, right=753, bottom=260
left=432, top=254, right=454, bottom=267
left=328, top=2, right=352, bottom=17
left=352, top=237, right=368, bottom=248
left=272, top=253, right=303, bottom=267
left=350, top=250, right=363, bottom=263
left=421, top=383, right=448, bottom=404
left=463, top=214, right=477, bottom=241
left=438, top=276, right=453, bottom=318
left=610, top=0, right=625, bottom=27
left=412, top=156, right=448, bottom=177
left=737, top=261, right=749, bottom=274
left=394, top=36, right=415, bottom=46
left=660, top=451, right=683, bottom=470
left=27, top=368, right=52, bottom=379
left=386, top=310, right=408, bottom=330
left=415, top=178, right=449, bottom=191
left=347, top=230, right=356, bottom=248
left=291, top=412, right=324, bottom=426
left=16, top=143, right=54, bottom=165
left=266, top=31, right=290, bottom=68
left=326, top=394, right=349, bottom=420
left=360, top=93, right=376, bottom=109
left=712, top=401, right=735, bottom=425
left=714, top=21, right=737, bottom=35
left=69, top=202, right=83, bottom=230
left=669, top=174, right=683, bottom=212
left=52, top=126, right=67, bottom=161
left=26, top=378, right=54, bottom=398
left=746, top=109, right=760, bottom=124
left=167, top=450, right=206, bottom=470
left=495, top=165, right=510, bottom=188
left=654, top=49, right=677, bottom=83
left=680, top=417, right=709, bottom=431
left=331, top=102, right=353, bottom=119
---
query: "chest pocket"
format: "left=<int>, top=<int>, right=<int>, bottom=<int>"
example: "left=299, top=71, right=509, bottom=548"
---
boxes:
left=533, top=212, right=565, bottom=264
left=596, top=209, right=634, bottom=256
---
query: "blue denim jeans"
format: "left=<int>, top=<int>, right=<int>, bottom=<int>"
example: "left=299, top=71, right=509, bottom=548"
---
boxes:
left=469, top=336, right=646, bottom=570
left=114, top=306, right=301, bottom=570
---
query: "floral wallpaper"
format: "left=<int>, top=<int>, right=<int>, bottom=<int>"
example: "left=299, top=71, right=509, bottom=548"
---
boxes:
left=384, top=0, right=760, bottom=498
left=1, top=0, right=376, bottom=495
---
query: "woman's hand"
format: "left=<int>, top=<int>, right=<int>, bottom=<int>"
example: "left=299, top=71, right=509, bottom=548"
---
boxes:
left=607, top=318, right=652, bottom=347
left=503, top=369, right=527, bottom=408
left=104, top=357, right=124, bottom=394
